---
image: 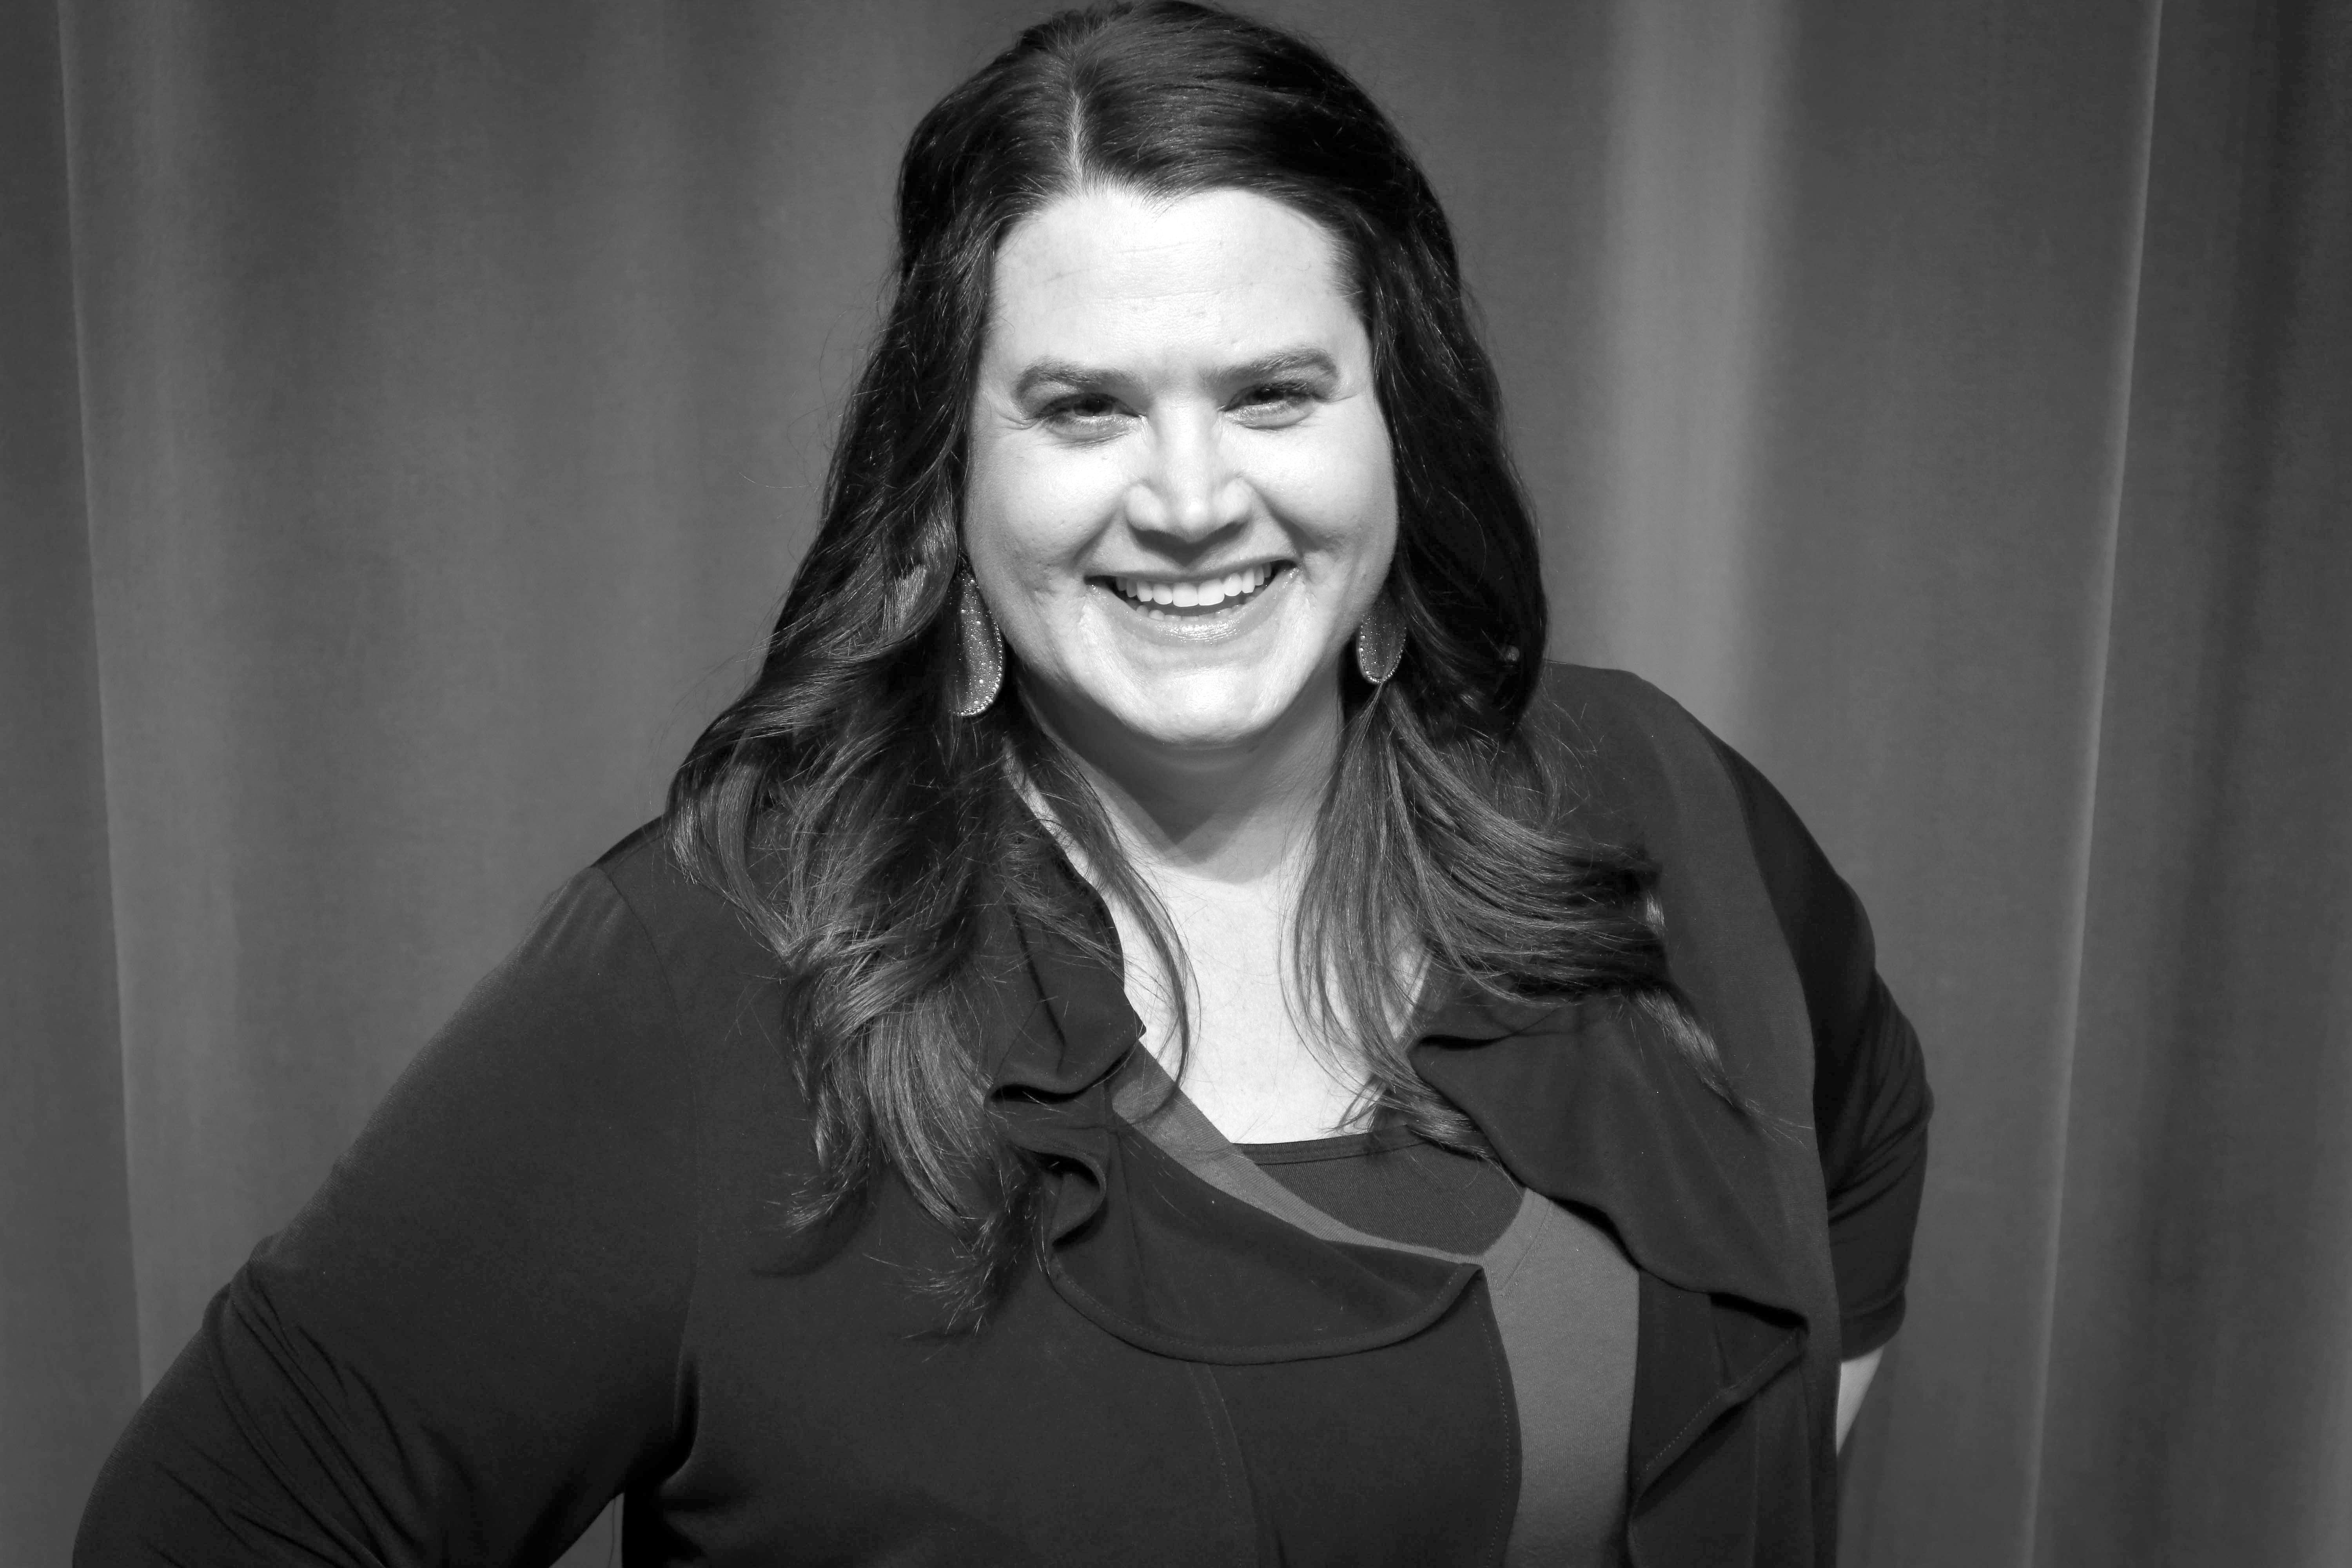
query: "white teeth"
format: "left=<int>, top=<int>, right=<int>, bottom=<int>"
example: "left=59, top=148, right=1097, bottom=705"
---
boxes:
left=1111, top=563, right=1278, bottom=610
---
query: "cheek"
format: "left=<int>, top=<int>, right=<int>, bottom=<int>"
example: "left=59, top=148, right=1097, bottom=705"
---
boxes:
left=1258, top=414, right=1399, bottom=559
left=963, top=440, right=1121, bottom=584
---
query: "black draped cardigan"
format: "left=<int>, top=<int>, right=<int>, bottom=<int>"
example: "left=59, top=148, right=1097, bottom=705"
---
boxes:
left=77, top=664, right=1932, bottom=1567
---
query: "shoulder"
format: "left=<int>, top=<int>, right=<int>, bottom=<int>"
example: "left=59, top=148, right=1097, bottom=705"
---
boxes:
left=586, top=818, right=723, bottom=935
left=395, top=826, right=737, bottom=1112
left=1519, top=660, right=1707, bottom=751
left=584, top=821, right=779, bottom=1005
left=581, top=820, right=805, bottom=1125
left=439, top=823, right=788, bottom=1123
left=1513, top=661, right=1736, bottom=826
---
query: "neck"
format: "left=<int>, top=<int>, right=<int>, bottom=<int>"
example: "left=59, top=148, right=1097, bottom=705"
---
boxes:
left=1027, top=671, right=1344, bottom=891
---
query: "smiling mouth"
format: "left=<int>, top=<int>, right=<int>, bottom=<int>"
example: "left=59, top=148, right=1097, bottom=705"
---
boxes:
left=1096, top=561, right=1291, bottom=619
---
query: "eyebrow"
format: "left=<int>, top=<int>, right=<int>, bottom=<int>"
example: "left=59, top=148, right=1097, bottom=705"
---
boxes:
left=1010, top=346, right=1341, bottom=401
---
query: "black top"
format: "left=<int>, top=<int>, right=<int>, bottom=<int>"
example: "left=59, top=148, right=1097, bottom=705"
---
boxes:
left=75, top=664, right=1932, bottom=1567
left=1154, top=1067, right=1637, bottom=1568
left=1241, top=1127, right=1522, bottom=1253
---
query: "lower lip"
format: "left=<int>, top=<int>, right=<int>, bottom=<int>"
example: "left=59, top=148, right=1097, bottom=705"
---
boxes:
left=1094, top=568, right=1292, bottom=643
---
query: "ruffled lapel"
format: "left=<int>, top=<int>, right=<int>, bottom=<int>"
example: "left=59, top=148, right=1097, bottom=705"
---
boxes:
left=1412, top=982, right=1814, bottom=1510
left=967, top=874, right=1129, bottom=1203
left=975, top=873, right=1477, bottom=1364
left=1411, top=984, right=1811, bottom=1328
left=973, top=860, right=1812, bottom=1383
left=970, top=873, right=1129, bottom=1247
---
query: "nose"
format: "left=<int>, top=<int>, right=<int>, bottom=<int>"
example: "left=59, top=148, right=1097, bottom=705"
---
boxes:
left=1123, top=408, right=1250, bottom=547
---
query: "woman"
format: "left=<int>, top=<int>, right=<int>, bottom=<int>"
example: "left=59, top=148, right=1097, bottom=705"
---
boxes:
left=78, top=4, right=1929, bottom=1564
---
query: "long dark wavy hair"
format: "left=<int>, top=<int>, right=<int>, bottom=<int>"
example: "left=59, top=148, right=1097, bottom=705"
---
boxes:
left=666, top=0, right=1721, bottom=1327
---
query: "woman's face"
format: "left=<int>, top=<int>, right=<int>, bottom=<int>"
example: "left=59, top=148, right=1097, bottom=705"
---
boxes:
left=964, top=184, right=1397, bottom=768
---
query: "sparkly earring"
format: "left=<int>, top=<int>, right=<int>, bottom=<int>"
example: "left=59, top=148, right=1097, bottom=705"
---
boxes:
left=1354, top=593, right=1405, bottom=685
left=949, top=566, right=1005, bottom=718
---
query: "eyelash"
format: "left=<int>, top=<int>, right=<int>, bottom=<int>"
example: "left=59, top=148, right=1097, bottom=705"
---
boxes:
left=1042, top=382, right=1319, bottom=423
left=1237, top=379, right=1318, bottom=408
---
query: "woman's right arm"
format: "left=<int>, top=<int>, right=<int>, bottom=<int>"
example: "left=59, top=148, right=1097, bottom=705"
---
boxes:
left=76, top=865, right=697, bottom=1566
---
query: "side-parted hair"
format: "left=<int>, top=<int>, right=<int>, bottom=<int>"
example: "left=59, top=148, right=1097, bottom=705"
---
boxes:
left=666, top=0, right=1720, bottom=1327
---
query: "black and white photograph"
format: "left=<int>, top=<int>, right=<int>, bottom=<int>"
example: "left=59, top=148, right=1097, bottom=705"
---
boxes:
left=6, top=2, right=2346, bottom=1563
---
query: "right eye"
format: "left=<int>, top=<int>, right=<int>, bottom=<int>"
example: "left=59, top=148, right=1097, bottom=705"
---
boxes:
left=1042, top=393, right=1127, bottom=430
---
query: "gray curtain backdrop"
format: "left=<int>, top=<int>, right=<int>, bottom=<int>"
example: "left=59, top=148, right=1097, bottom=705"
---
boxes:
left=5, top=2, right=2345, bottom=1563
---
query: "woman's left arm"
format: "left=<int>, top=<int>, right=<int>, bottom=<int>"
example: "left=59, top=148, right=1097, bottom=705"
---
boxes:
left=1707, top=735, right=1933, bottom=1447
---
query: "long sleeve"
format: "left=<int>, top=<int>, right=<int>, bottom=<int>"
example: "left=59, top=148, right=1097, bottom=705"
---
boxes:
left=1708, top=736, right=1933, bottom=1358
left=76, top=866, right=698, bottom=1566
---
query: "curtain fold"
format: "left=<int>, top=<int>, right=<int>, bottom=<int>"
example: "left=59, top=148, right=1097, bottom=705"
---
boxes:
left=4, top=2, right=2344, bottom=1563
left=0, top=0, right=142, bottom=1556
left=2038, top=1, right=2352, bottom=1560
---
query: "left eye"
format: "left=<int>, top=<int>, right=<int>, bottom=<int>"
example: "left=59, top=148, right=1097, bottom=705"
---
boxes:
left=1232, top=383, right=1316, bottom=422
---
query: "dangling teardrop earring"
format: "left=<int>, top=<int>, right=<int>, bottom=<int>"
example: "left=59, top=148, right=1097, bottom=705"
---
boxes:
left=949, top=566, right=1005, bottom=718
left=1354, top=593, right=1405, bottom=685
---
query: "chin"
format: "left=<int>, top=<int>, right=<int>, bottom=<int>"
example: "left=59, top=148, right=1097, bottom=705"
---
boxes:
left=1109, top=675, right=1308, bottom=754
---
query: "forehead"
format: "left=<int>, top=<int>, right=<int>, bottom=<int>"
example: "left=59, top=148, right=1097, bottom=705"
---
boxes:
left=983, top=185, right=1357, bottom=366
